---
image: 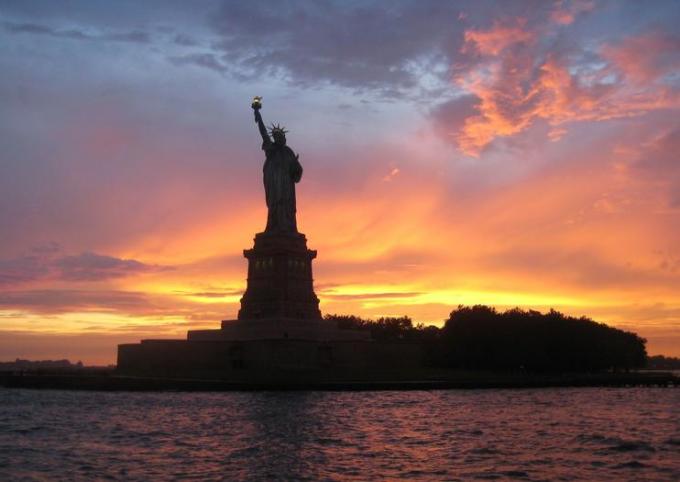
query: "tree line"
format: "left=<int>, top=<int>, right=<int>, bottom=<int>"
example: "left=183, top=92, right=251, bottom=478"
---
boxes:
left=326, top=305, right=647, bottom=372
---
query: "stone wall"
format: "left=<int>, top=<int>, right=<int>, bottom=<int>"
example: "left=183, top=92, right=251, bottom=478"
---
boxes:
left=117, top=338, right=425, bottom=381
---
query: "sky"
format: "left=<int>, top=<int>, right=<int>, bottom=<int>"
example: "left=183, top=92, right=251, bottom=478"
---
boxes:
left=1, top=0, right=679, bottom=364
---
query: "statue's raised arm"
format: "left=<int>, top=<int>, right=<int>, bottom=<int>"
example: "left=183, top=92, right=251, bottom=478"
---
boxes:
left=251, top=96, right=270, bottom=145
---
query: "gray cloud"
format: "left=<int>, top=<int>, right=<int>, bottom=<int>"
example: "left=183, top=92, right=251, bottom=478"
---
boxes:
left=0, top=246, right=169, bottom=286
left=168, top=53, right=229, bottom=75
left=55, top=252, right=169, bottom=282
left=3, top=21, right=150, bottom=43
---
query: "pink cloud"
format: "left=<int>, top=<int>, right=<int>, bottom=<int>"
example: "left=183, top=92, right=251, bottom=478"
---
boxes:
left=602, top=32, right=680, bottom=84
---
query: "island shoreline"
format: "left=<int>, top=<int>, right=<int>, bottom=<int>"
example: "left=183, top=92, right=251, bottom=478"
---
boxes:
left=1, top=372, right=676, bottom=392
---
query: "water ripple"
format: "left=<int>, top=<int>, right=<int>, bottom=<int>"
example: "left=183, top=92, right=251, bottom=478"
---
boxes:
left=0, top=387, right=678, bottom=480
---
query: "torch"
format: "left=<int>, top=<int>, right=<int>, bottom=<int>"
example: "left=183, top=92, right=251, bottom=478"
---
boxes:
left=251, top=96, right=262, bottom=110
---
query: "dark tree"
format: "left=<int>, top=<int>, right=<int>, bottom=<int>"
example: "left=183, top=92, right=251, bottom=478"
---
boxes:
left=327, top=314, right=439, bottom=342
left=646, top=355, right=680, bottom=370
left=328, top=305, right=646, bottom=372
left=440, top=305, right=647, bottom=372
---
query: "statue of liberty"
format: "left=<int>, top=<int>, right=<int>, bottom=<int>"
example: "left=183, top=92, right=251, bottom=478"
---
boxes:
left=251, top=97, right=303, bottom=234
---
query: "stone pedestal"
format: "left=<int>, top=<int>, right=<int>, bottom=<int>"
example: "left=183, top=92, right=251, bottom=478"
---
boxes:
left=186, top=230, right=369, bottom=342
left=238, top=232, right=321, bottom=320
left=119, top=228, right=375, bottom=377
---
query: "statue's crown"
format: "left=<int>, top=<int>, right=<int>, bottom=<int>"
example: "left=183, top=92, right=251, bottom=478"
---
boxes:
left=269, top=123, right=288, bottom=136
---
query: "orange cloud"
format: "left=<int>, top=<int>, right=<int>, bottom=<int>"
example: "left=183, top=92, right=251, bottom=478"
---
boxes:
left=451, top=25, right=680, bottom=155
left=463, top=18, right=533, bottom=55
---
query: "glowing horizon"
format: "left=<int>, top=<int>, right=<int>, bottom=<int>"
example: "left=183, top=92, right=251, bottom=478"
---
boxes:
left=1, top=1, right=679, bottom=364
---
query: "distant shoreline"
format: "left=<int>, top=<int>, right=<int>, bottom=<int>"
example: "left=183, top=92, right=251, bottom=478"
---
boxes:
left=1, top=371, right=677, bottom=392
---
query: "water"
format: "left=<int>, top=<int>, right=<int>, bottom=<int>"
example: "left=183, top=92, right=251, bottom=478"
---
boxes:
left=1, top=388, right=678, bottom=481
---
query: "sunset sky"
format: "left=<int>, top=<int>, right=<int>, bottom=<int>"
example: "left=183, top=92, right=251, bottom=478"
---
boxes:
left=1, top=0, right=679, bottom=364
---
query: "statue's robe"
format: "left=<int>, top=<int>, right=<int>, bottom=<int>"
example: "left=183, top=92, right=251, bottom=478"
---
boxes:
left=262, top=139, right=302, bottom=233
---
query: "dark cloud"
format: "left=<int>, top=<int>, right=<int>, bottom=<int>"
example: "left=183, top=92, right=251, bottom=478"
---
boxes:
left=429, top=95, right=479, bottom=144
left=205, top=1, right=467, bottom=95
left=105, top=30, right=150, bottom=43
left=0, top=246, right=169, bottom=286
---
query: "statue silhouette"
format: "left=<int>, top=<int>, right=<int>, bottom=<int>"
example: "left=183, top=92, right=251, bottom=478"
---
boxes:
left=252, top=98, right=303, bottom=234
